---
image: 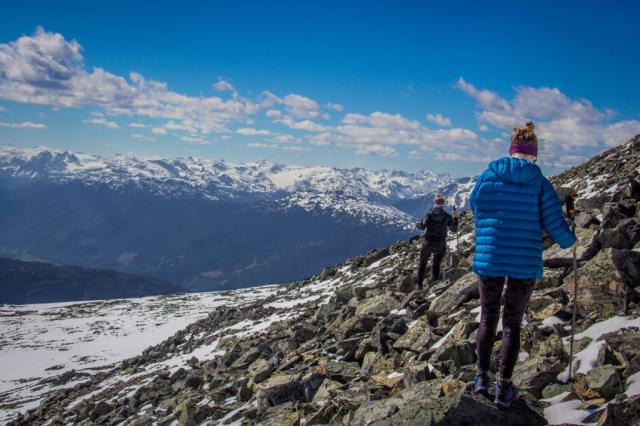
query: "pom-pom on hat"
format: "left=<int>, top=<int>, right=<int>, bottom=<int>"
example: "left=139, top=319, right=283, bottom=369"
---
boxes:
left=509, top=121, right=538, bottom=157
left=435, top=194, right=445, bottom=206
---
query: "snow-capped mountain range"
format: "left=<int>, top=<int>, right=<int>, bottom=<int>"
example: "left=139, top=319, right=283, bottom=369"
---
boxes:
left=0, top=145, right=464, bottom=228
left=0, top=145, right=475, bottom=291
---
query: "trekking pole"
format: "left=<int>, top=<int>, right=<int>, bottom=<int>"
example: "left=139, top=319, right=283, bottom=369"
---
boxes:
left=453, top=205, right=460, bottom=257
left=567, top=220, right=578, bottom=383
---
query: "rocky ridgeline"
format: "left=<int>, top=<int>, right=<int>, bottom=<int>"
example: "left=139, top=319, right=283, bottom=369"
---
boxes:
left=8, top=135, right=640, bottom=425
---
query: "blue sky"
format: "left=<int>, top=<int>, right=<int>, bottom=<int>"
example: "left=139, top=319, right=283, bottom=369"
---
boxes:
left=1, top=0, right=639, bottom=175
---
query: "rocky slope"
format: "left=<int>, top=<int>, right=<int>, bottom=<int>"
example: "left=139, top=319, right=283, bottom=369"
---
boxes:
left=0, top=257, right=186, bottom=304
left=4, top=135, right=640, bottom=425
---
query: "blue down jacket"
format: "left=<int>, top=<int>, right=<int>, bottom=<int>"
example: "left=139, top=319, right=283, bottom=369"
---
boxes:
left=470, top=157, right=576, bottom=279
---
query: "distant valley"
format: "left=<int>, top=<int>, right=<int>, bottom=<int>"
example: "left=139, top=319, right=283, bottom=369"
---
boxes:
left=0, top=146, right=474, bottom=292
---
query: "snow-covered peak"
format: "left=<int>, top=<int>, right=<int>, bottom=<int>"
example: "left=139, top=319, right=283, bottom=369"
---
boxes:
left=0, top=146, right=457, bottom=228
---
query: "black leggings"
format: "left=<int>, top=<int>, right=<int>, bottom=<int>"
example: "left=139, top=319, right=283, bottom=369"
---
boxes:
left=416, top=245, right=445, bottom=288
left=475, top=275, right=535, bottom=380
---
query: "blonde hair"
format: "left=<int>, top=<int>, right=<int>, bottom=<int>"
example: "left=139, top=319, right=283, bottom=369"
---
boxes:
left=511, top=121, right=538, bottom=145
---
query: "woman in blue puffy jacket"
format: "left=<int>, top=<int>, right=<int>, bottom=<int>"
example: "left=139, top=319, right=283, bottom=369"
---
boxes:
left=469, top=121, right=576, bottom=409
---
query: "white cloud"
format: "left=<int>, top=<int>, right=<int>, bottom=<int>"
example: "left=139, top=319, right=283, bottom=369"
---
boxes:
left=0, top=121, right=46, bottom=129
left=0, top=28, right=262, bottom=136
left=479, top=124, right=489, bottom=132
left=237, top=127, right=272, bottom=136
left=129, top=122, right=147, bottom=128
left=278, top=116, right=327, bottom=132
left=213, top=79, right=236, bottom=92
left=131, top=133, right=155, bottom=141
left=83, top=117, right=119, bottom=128
left=456, top=76, right=640, bottom=166
left=426, top=113, right=452, bottom=127
left=326, top=102, right=344, bottom=112
left=455, top=77, right=510, bottom=111
left=151, top=127, right=167, bottom=135
left=273, top=134, right=299, bottom=143
left=355, top=144, right=397, bottom=157
left=266, top=109, right=282, bottom=119
left=602, top=120, right=640, bottom=146
left=282, top=94, right=321, bottom=119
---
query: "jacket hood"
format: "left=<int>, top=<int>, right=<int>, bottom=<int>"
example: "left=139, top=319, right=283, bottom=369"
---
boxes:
left=429, top=207, right=447, bottom=222
left=488, top=156, right=541, bottom=184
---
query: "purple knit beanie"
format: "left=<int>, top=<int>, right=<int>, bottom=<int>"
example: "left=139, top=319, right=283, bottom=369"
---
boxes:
left=509, top=121, right=538, bottom=157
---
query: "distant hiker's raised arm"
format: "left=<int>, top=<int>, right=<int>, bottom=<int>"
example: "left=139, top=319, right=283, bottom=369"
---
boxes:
left=448, top=213, right=458, bottom=233
left=540, top=178, right=576, bottom=249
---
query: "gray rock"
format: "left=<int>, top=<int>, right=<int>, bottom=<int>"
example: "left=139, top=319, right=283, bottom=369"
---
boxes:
left=369, top=387, right=546, bottom=426
left=396, top=275, right=415, bottom=294
left=393, top=320, right=429, bottom=351
left=429, top=273, right=479, bottom=317
left=334, top=315, right=378, bottom=340
left=402, top=362, right=435, bottom=387
left=513, top=335, right=566, bottom=397
left=563, top=248, right=626, bottom=314
left=355, top=294, right=400, bottom=317
left=248, top=358, right=275, bottom=383
left=587, top=365, right=623, bottom=400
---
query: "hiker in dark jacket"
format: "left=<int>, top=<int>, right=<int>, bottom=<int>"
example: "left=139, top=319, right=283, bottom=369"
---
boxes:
left=470, top=121, right=576, bottom=409
left=414, top=194, right=458, bottom=289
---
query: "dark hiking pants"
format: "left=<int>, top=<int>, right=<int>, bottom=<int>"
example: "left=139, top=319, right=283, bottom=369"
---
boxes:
left=415, top=244, right=445, bottom=288
left=475, top=275, right=535, bottom=380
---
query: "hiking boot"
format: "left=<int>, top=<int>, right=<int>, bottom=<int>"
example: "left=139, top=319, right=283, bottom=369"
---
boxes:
left=414, top=277, right=423, bottom=290
left=494, top=382, right=519, bottom=409
left=473, top=373, right=490, bottom=396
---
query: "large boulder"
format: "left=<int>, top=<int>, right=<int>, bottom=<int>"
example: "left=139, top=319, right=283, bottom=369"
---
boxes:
left=255, top=372, right=324, bottom=410
left=355, top=295, right=400, bottom=317
left=429, top=273, right=479, bottom=317
left=513, top=334, right=567, bottom=397
left=563, top=248, right=626, bottom=314
left=598, top=218, right=640, bottom=250
left=333, top=315, right=378, bottom=340
left=393, top=320, right=430, bottom=351
left=587, top=365, right=623, bottom=400
left=350, top=384, right=546, bottom=426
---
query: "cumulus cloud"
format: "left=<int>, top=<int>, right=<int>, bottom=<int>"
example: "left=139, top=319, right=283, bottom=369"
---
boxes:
left=456, top=77, right=510, bottom=111
left=0, top=28, right=280, bottom=137
left=129, top=121, right=147, bottom=128
left=237, top=127, right=272, bottom=136
left=456, top=76, right=640, bottom=166
left=426, top=113, right=452, bottom=127
left=0, top=120, right=46, bottom=129
left=277, top=116, right=327, bottom=132
left=83, top=117, right=119, bottom=128
left=282, top=94, right=321, bottom=119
